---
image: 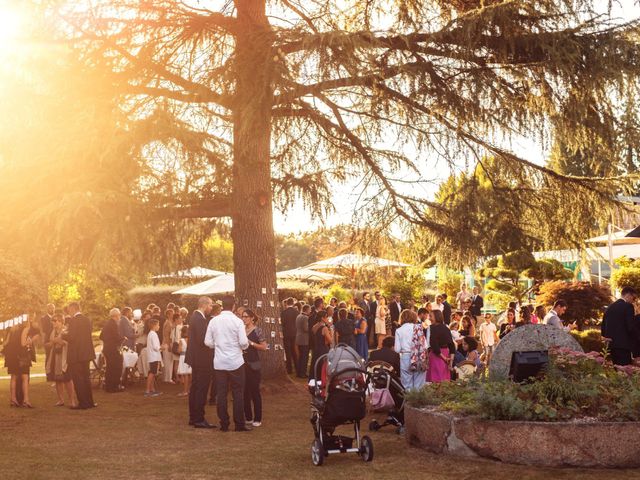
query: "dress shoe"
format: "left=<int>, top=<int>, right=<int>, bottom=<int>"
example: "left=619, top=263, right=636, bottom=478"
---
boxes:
left=188, top=420, right=195, bottom=426
left=220, top=425, right=229, bottom=432
left=235, top=426, right=252, bottom=432
left=193, top=421, right=216, bottom=429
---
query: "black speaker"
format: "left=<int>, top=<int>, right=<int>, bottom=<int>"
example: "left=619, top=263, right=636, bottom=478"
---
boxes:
left=509, top=350, right=548, bottom=382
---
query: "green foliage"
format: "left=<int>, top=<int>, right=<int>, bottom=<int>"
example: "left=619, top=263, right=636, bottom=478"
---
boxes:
left=276, top=280, right=320, bottom=303
left=437, top=269, right=464, bottom=300
left=0, top=255, right=44, bottom=318
left=536, top=281, right=612, bottom=327
left=49, top=269, right=129, bottom=327
left=326, top=284, right=351, bottom=302
left=276, top=238, right=318, bottom=271
left=127, top=285, right=198, bottom=313
left=611, top=257, right=640, bottom=293
left=484, top=291, right=514, bottom=311
left=570, top=329, right=606, bottom=353
left=407, top=348, right=640, bottom=422
left=479, top=251, right=572, bottom=302
left=382, top=272, right=427, bottom=302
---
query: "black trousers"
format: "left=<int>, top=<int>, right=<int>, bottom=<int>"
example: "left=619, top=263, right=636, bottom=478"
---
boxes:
left=44, top=345, right=53, bottom=382
left=367, top=318, right=376, bottom=348
left=283, top=337, right=296, bottom=374
left=296, top=345, right=309, bottom=377
left=208, top=370, right=217, bottom=404
left=216, top=366, right=245, bottom=429
left=103, top=350, right=123, bottom=392
left=189, top=366, right=212, bottom=424
left=70, top=361, right=94, bottom=408
left=611, top=348, right=632, bottom=366
left=244, top=365, right=262, bottom=423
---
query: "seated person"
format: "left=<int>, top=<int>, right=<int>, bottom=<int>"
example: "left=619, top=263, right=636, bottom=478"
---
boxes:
left=369, top=336, right=400, bottom=374
left=456, top=336, right=482, bottom=369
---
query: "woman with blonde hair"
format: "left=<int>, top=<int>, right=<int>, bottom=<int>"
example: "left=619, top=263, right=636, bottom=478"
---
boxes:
left=375, top=296, right=389, bottom=349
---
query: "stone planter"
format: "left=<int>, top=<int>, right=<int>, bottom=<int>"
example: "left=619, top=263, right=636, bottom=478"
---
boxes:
left=405, top=406, right=640, bottom=468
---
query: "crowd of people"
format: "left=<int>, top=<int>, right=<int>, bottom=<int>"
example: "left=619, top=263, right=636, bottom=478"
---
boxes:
left=3, top=283, right=638, bottom=420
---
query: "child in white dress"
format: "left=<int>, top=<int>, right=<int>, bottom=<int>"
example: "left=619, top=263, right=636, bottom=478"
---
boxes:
left=176, top=326, right=191, bottom=397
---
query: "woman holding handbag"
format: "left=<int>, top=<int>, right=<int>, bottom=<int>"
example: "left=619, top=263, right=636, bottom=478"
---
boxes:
left=46, top=314, right=77, bottom=407
left=4, top=317, right=39, bottom=407
left=241, top=309, right=267, bottom=427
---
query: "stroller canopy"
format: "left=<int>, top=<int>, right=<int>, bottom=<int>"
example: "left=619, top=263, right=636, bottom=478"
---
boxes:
left=326, top=344, right=367, bottom=382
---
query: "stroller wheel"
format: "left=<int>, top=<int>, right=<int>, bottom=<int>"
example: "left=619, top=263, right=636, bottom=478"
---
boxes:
left=368, top=420, right=380, bottom=431
left=311, top=438, right=324, bottom=466
left=360, top=435, right=374, bottom=462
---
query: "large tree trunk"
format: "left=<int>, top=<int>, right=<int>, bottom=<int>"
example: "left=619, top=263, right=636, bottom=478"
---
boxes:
left=231, top=0, right=284, bottom=378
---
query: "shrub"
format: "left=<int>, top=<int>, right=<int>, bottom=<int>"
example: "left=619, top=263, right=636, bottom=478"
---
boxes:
left=277, top=280, right=319, bottom=303
left=437, top=270, right=464, bottom=300
left=406, top=348, right=640, bottom=422
left=611, top=258, right=640, bottom=293
left=127, top=285, right=197, bottom=312
left=382, top=272, right=426, bottom=302
left=536, top=281, right=612, bottom=328
left=570, top=329, right=605, bottom=353
left=326, top=283, right=350, bottom=302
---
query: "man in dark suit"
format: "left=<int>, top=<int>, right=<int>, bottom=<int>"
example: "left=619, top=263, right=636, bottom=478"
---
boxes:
left=281, top=298, right=299, bottom=375
left=470, top=286, right=484, bottom=329
left=100, top=308, right=125, bottom=393
left=369, top=292, right=380, bottom=348
left=40, top=303, right=55, bottom=382
left=65, top=302, right=96, bottom=409
left=601, top=286, right=638, bottom=366
left=185, top=296, right=214, bottom=428
left=389, top=294, right=403, bottom=335
left=358, top=291, right=371, bottom=338
left=441, top=294, right=452, bottom=325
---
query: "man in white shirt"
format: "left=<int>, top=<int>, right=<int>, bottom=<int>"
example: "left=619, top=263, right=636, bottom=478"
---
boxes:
left=205, top=295, right=250, bottom=432
left=479, top=313, right=498, bottom=365
left=543, top=299, right=577, bottom=332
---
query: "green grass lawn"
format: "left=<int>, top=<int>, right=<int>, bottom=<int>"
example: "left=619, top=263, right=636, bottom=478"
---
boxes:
left=0, top=375, right=639, bottom=480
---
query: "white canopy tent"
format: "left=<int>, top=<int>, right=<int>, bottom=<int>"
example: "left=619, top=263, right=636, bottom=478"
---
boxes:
left=173, top=274, right=236, bottom=296
left=152, top=266, right=226, bottom=280
left=586, top=228, right=640, bottom=246
left=305, top=254, right=410, bottom=270
left=275, top=268, right=342, bottom=282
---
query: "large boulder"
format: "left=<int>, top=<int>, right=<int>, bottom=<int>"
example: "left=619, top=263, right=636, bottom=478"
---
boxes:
left=489, top=324, right=582, bottom=380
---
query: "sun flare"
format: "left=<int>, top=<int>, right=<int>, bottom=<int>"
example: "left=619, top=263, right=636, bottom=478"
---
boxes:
left=0, top=2, right=26, bottom=51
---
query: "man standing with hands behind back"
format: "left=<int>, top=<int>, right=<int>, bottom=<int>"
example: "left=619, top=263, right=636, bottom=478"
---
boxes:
left=185, top=296, right=215, bottom=429
left=65, top=302, right=96, bottom=410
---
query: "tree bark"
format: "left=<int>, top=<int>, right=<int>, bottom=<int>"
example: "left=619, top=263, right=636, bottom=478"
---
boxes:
left=231, top=0, right=284, bottom=378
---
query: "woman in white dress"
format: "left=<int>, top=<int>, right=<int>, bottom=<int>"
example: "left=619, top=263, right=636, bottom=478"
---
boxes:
left=176, top=325, right=191, bottom=397
left=375, top=296, right=389, bottom=349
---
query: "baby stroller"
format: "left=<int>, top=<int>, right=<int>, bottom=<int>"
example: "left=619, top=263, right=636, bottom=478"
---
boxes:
left=309, top=344, right=374, bottom=466
left=366, top=361, right=405, bottom=434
